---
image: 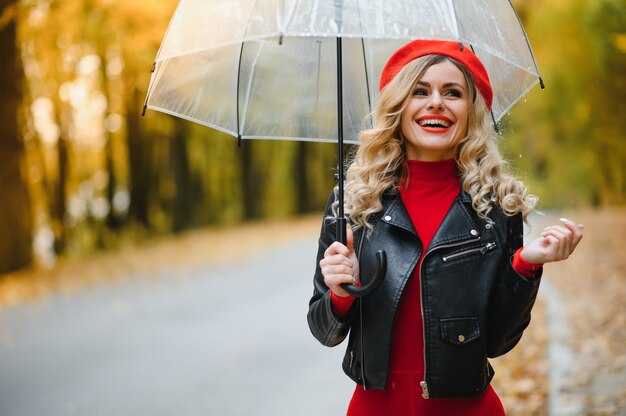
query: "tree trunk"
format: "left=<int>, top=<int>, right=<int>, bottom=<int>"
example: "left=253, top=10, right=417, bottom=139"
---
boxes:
left=0, top=1, right=33, bottom=273
left=126, top=84, right=150, bottom=227
left=52, top=134, right=68, bottom=253
left=241, top=140, right=264, bottom=219
left=98, top=48, right=122, bottom=231
left=295, top=141, right=313, bottom=213
left=170, top=120, right=192, bottom=232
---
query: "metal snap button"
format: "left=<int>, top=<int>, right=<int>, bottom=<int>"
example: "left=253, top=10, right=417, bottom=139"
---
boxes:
left=384, top=215, right=392, bottom=221
left=485, top=223, right=492, bottom=230
left=458, top=335, right=466, bottom=343
left=470, top=229, right=478, bottom=236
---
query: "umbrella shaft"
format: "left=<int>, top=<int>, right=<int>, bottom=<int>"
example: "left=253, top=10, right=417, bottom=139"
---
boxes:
left=336, top=37, right=346, bottom=246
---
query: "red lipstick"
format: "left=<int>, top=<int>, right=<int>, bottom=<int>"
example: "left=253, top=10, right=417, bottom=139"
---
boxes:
left=416, top=114, right=454, bottom=133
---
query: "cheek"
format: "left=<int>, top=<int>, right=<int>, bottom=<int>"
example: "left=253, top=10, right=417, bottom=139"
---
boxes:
left=400, top=99, right=422, bottom=128
left=400, top=111, right=414, bottom=135
left=455, top=105, right=470, bottom=134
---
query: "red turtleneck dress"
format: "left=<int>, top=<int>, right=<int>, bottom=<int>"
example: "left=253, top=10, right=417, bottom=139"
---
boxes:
left=331, top=159, right=539, bottom=416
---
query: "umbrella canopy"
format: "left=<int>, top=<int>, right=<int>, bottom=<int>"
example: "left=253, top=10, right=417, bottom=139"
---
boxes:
left=143, top=0, right=543, bottom=296
left=144, top=0, right=543, bottom=144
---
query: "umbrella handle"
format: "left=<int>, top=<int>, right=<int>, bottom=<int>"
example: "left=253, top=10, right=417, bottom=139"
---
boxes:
left=341, top=250, right=387, bottom=297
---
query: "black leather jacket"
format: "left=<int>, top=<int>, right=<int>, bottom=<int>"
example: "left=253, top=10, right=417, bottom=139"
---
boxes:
left=307, top=188, right=542, bottom=398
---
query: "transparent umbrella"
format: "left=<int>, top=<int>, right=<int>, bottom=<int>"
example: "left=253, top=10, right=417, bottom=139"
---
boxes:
left=143, top=0, right=543, bottom=296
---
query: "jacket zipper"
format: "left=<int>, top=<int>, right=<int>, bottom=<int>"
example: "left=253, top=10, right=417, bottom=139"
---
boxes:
left=419, top=234, right=481, bottom=399
left=357, top=229, right=367, bottom=389
left=359, top=300, right=366, bottom=389
left=442, top=241, right=497, bottom=263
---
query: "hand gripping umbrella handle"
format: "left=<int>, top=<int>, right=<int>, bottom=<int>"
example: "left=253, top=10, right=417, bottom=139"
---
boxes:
left=335, top=217, right=387, bottom=297
left=341, top=250, right=387, bottom=297
left=333, top=35, right=387, bottom=298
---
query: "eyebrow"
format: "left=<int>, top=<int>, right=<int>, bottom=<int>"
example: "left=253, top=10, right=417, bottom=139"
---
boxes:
left=417, top=81, right=466, bottom=90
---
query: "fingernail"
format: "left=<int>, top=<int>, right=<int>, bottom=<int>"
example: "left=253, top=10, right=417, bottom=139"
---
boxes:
left=559, top=218, right=569, bottom=222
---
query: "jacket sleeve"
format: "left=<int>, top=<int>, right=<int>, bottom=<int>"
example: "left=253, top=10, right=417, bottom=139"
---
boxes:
left=486, top=212, right=542, bottom=358
left=306, top=191, right=357, bottom=347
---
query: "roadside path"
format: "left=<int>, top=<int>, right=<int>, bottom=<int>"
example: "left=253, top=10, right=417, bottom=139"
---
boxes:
left=534, top=209, right=626, bottom=416
left=0, top=209, right=623, bottom=415
left=0, top=219, right=354, bottom=416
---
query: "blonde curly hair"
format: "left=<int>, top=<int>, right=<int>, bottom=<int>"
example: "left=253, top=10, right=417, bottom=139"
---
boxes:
left=342, top=54, right=537, bottom=230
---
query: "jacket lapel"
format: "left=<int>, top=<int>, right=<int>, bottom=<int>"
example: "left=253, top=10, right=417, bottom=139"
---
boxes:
left=428, top=188, right=481, bottom=250
left=380, top=193, right=417, bottom=236
left=379, top=187, right=481, bottom=249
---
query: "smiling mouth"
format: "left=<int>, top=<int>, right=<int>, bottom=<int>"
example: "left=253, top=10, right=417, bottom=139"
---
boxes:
left=417, top=118, right=452, bottom=129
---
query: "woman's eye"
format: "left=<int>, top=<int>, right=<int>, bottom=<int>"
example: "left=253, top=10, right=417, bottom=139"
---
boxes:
left=413, top=88, right=428, bottom=96
left=445, top=89, right=463, bottom=98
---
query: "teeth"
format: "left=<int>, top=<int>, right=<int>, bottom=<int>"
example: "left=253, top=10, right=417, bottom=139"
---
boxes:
left=418, top=118, right=451, bottom=128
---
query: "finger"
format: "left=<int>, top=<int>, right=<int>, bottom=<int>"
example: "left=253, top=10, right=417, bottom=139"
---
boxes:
left=542, top=225, right=572, bottom=244
left=320, top=254, right=353, bottom=272
left=321, top=261, right=354, bottom=280
left=327, top=251, right=354, bottom=264
left=542, top=224, right=570, bottom=236
left=324, top=241, right=351, bottom=258
left=541, top=229, right=570, bottom=259
left=326, top=273, right=358, bottom=289
left=560, top=218, right=582, bottom=236
left=554, top=223, right=575, bottom=256
left=560, top=218, right=584, bottom=251
left=335, top=274, right=358, bottom=286
left=346, top=223, right=355, bottom=254
left=540, top=228, right=569, bottom=249
left=324, top=264, right=354, bottom=277
left=544, top=234, right=561, bottom=260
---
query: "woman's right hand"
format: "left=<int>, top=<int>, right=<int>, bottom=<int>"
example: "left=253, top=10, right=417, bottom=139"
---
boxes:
left=319, top=224, right=360, bottom=298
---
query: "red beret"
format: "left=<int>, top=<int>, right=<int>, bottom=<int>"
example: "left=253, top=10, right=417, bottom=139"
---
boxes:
left=379, top=40, right=493, bottom=110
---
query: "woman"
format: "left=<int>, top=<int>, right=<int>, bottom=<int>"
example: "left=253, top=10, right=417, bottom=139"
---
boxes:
left=307, top=40, right=583, bottom=415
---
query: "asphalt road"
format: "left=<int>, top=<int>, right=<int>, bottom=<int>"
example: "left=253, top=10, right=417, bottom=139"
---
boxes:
left=0, top=237, right=354, bottom=416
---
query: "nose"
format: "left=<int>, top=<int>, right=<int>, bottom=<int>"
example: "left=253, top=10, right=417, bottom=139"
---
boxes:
left=427, top=91, right=445, bottom=110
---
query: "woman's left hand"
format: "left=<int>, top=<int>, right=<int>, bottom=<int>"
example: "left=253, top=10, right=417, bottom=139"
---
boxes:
left=520, top=218, right=584, bottom=265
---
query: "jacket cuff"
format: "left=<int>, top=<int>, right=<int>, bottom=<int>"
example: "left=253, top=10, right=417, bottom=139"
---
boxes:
left=505, top=256, right=542, bottom=296
left=512, top=247, right=543, bottom=279
left=330, top=291, right=357, bottom=317
left=318, top=291, right=354, bottom=346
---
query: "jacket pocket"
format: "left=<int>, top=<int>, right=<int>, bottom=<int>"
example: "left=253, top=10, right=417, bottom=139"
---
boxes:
left=440, top=317, right=481, bottom=346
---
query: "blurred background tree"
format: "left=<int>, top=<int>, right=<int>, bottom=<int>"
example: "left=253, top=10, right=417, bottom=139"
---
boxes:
left=0, top=0, right=624, bottom=274
left=0, top=0, right=33, bottom=273
left=503, top=0, right=626, bottom=207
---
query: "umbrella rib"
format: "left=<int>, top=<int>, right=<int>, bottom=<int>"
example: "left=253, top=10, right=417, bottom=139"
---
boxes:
left=447, top=0, right=462, bottom=43
left=153, top=0, right=185, bottom=63
left=360, top=38, right=373, bottom=128
left=356, top=0, right=373, bottom=126
left=506, top=0, right=545, bottom=89
left=457, top=38, right=542, bottom=75
left=494, top=77, right=541, bottom=123
left=237, top=0, right=262, bottom=145
left=315, top=40, right=322, bottom=115
left=154, top=34, right=424, bottom=64
left=143, top=59, right=172, bottom=117
left=469, top=44, right=499, bottom=133
left=279, top=0, right=299, bottom=35
left=146, top=104, right=239, bottom=138
left=238, top=41, right=265, bottom=140
left=146, top=105, right=360, bottom=143
left=236, top=42, right=244, bottom=145
left=142, top=61, right=157, bottom=117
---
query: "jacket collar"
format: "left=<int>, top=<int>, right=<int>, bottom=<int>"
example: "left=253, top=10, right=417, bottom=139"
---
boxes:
left=380, top=185, right=481, bottom=250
